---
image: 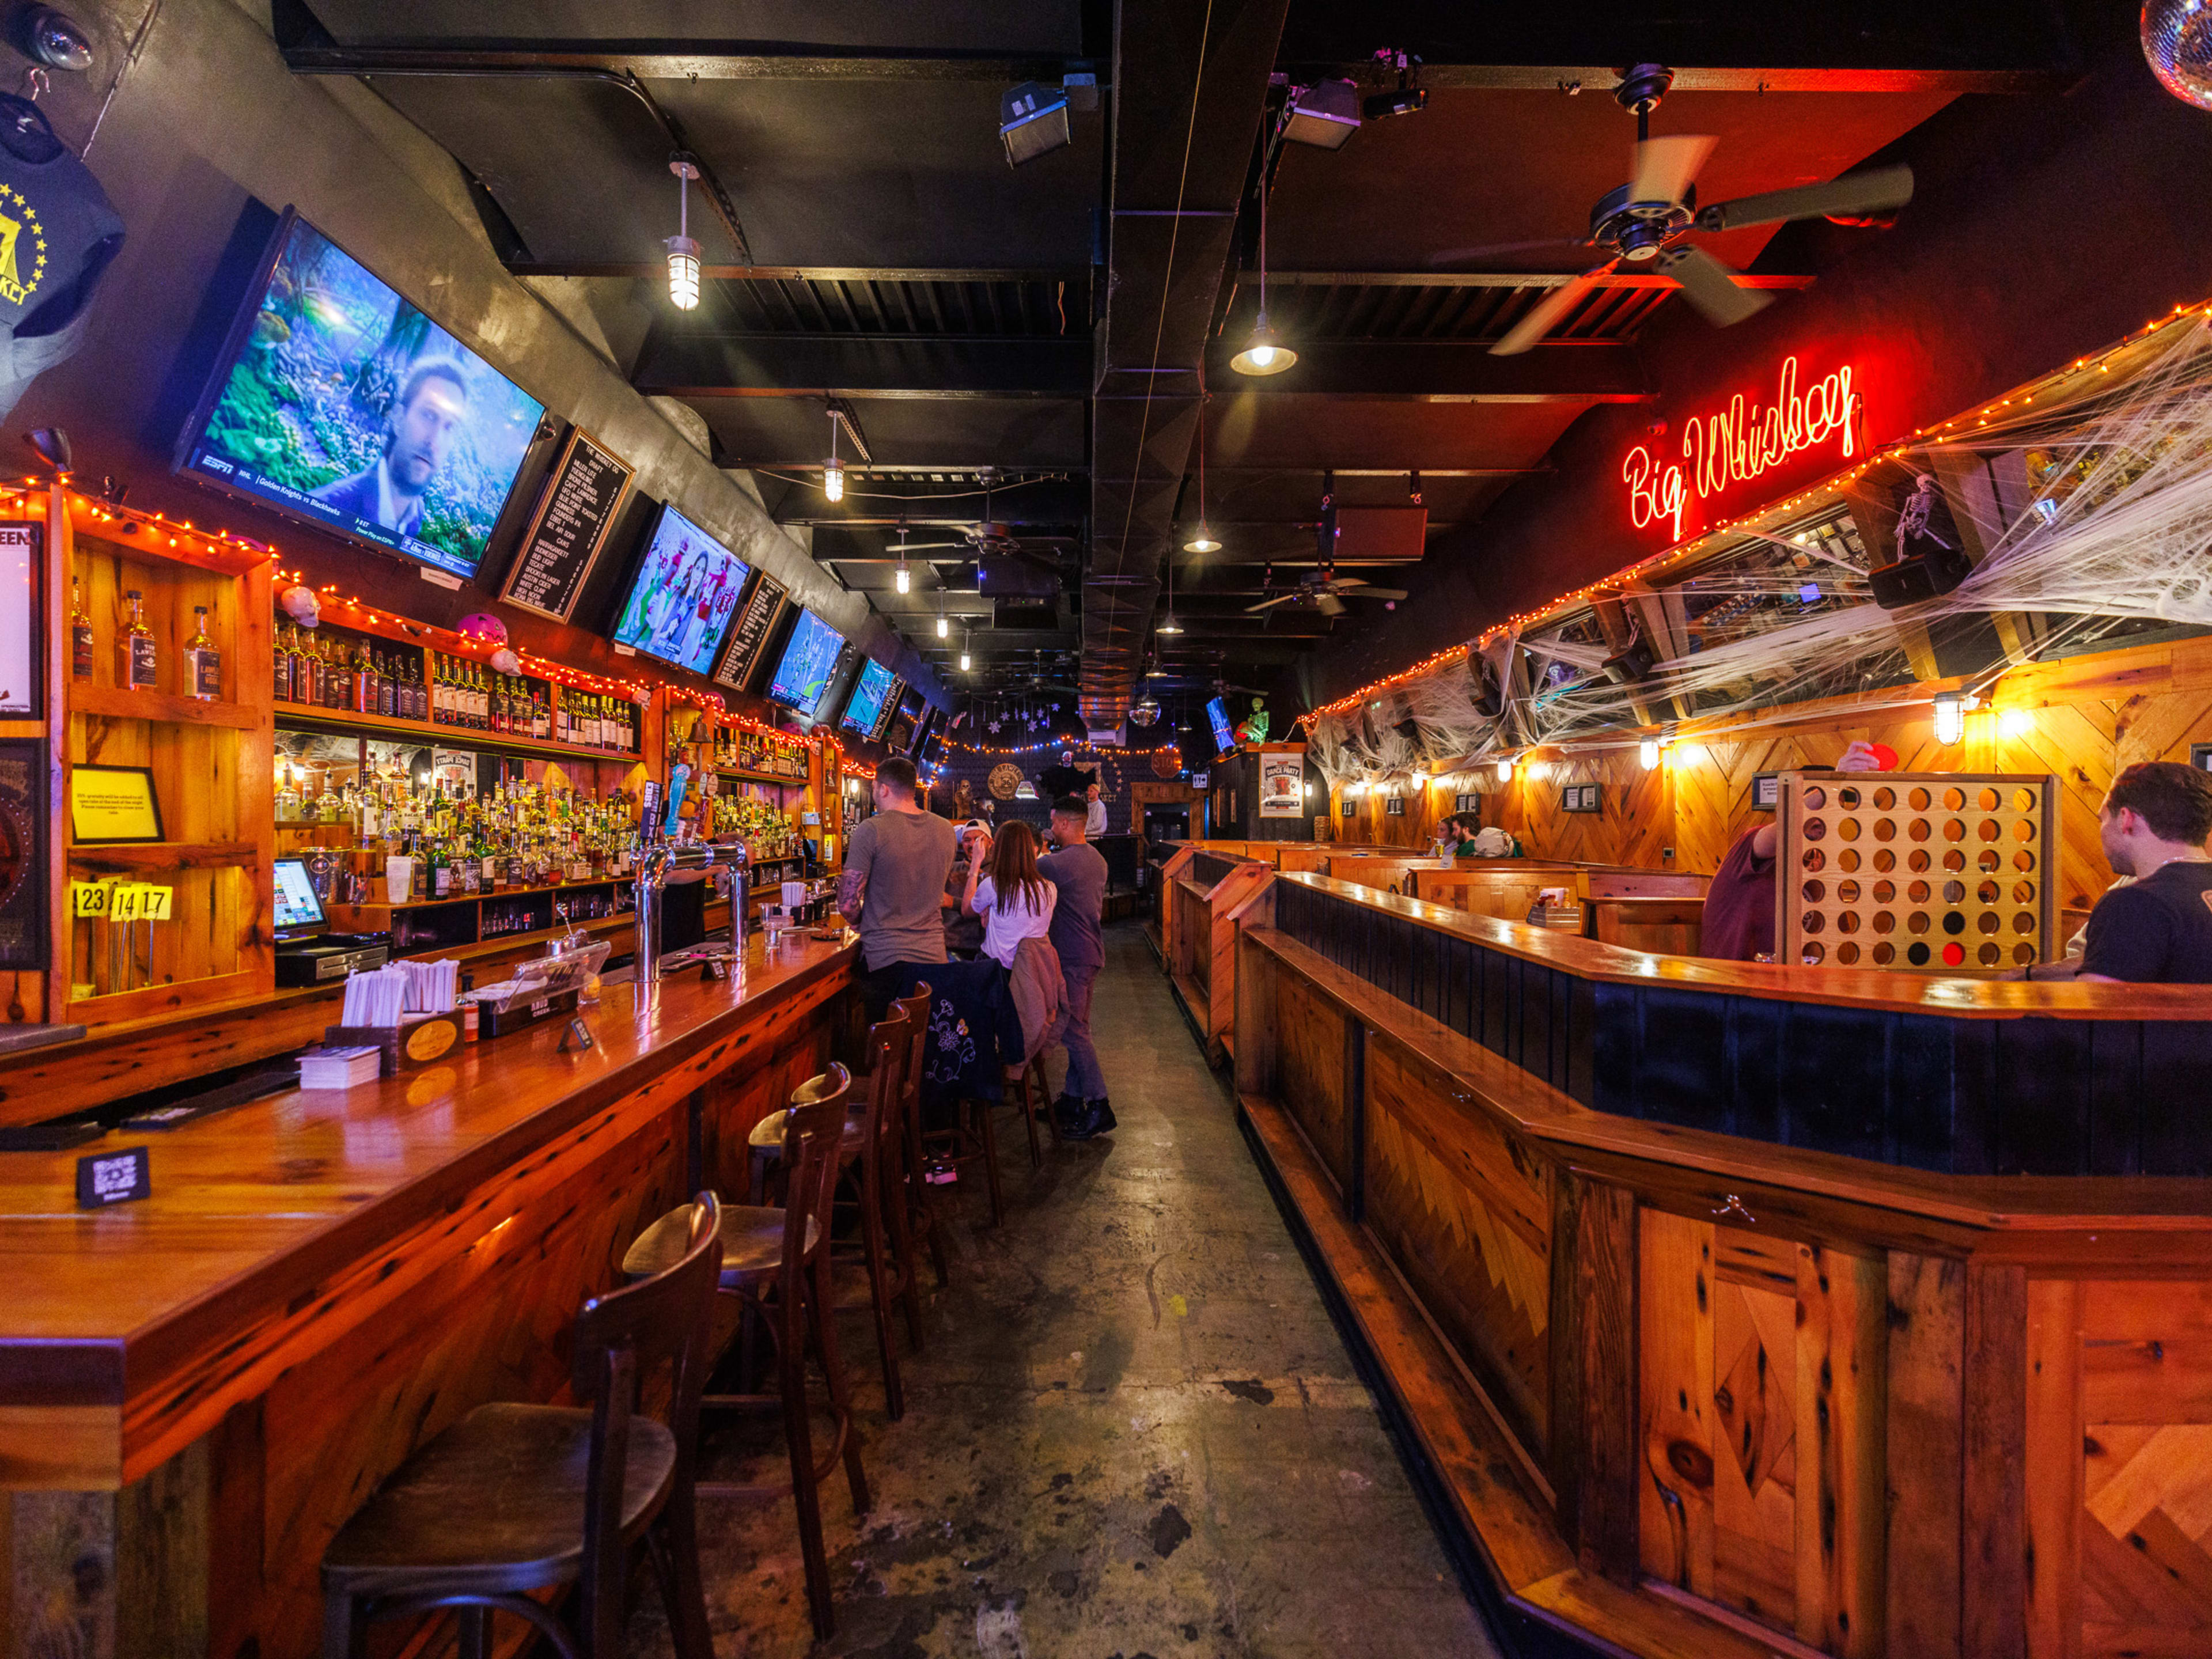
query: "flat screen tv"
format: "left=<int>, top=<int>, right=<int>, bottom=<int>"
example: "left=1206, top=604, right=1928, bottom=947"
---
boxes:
left=608, top=502, right=752, bottom=676
left=766, top=609, right=848, bottom=715
left=176, top=212, right=546, bottom=582
left=838, top=658, right=897, bottom=737
left=1206, top=695, right=1237, bottom=755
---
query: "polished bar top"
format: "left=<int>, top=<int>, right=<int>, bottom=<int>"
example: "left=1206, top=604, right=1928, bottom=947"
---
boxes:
left=1279, top=871, right=2212, bottom=1019
left=0, top=930, right=854, bottom=1418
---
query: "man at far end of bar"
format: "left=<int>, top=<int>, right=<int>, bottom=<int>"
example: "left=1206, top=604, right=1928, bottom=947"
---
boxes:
left=1702, top=740, right=1886, bottom=962
left=839, top=755, right=957, bottom=1019
left=2057, top=760, right=2212, bottom=984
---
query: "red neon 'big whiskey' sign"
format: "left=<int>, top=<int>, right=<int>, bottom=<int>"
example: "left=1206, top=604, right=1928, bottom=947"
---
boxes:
left=1622, top=355, right=1860, bottom=541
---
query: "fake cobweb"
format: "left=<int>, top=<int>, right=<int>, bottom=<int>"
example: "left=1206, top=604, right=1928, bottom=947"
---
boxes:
left=1306, top=315, right=2212, bottom=790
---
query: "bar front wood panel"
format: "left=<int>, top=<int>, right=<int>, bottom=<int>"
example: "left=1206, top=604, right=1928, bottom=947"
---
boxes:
left=1228, top=900, right=2212, bottom=1659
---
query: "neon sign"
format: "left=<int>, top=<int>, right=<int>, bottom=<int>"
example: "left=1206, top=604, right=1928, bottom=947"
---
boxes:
left=1623, top=354, right=1861, bottom=540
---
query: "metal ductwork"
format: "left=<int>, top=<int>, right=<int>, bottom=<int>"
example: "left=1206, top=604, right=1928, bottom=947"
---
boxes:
left=1080, top=0, right=1289, bottom=726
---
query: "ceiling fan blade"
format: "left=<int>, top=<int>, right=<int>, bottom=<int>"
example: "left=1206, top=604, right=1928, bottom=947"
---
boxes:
left=1426, top=236, right=1597, bottom=268
left=1699, top=164, right=1915, bottom=233
left=1489, top=259, right=1619, bottom=357
left=1244, top=593, right=1300, bottom=613
left=1656, top=245, right=1772, bottom=328
left=1315, top=593, right=1348, bottom=618
left=1357, top=586, right=1410, bottom=601
left=1629, top=134, right=1717, bottom=206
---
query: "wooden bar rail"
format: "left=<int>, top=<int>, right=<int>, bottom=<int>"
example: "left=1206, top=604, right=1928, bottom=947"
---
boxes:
left=1230, top=875, right=2212, bottom=1659
left=0, top=930, right=855, bottom=1658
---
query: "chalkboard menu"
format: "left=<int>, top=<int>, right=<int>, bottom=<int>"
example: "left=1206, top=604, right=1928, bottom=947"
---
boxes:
left=871, top=677, right=906, bottom=743
left=713, top=571, right=788, bottom=691
left=499, top=429, right=632, bottom=622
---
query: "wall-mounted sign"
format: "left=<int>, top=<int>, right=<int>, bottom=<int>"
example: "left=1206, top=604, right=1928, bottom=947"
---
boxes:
left=1341, top=798, right=1357, bottom=818
left=1622, top=354, right=1862, bottom=543
left=1560, top=782, right=1603, bottom=813
left=0, top=522, right=40, bottom=718
left=1258, top=752, right=1305, bottom=817
left=1455, top=793, right=1482, bottom=815
left=1384, top=793, right=1407, bottom=817
left=69, top=765, right=164, bottom=844
left=498, top=428, right=631, bottom=622
left=712, top=572, right=788, bottom=692
left=1751, top=771, right=1782, bottom=811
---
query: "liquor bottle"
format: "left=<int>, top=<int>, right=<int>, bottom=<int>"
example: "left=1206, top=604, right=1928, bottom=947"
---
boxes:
left=122, top=590, right=157, bottom=691
left=531, top=683, right=548, bottom=743
left=185, top=605, right=220, bottom=700
left=437, top=654, right=453, bottom=725
left=374, top=651, right=393, bottom=718
left=410, top=660, right=426, bottom=723
left=581, top=694, right=599, bottom=751
left=470, top=663, right=486, bottom=731
left=69, top=577, right=94, bottom=680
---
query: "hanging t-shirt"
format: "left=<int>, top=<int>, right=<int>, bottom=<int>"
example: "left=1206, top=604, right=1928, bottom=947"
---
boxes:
left=0, top=94, right=124, bottom=418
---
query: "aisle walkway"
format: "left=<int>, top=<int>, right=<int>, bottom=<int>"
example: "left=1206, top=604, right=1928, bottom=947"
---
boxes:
left=649, top=922, right=1501, bottom=1657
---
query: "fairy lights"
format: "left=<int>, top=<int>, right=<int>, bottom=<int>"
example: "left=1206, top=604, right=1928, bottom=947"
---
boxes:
left=1301, top=297, right=2212, bottom=733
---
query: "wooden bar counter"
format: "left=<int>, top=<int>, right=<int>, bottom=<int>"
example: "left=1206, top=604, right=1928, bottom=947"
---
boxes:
left=0, top=928, right=854, bottom=1658
left=1233, top=874, right=2212, bottom=1659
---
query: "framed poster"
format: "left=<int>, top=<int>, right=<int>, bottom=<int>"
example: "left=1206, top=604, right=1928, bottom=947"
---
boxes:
left=1751, top=772, right=1782, bottom=811
left=498, top=428, right=632, bottom=622
left=1384, top=793, right=1407, bottom=817
left=1560, top=782, right=1603, bottom=813
left=0, top=522, right=39, bottom=718
left=70, top=765, right=165, bottom=844
left=1340, top=798, right=1357, bottom=818
left=1257, top=751, right=1305, bottom=817
left=713, top=571, right=788, bottom=691
left=0, top=740, right=46, bottom=968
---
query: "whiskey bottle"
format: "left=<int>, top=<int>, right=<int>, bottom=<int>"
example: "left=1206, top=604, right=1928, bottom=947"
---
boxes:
left=70, top=577, right=93, bottom=680
left=122, top=590, right=157, bottom=691
left=185, top=605, right=220, bottom=700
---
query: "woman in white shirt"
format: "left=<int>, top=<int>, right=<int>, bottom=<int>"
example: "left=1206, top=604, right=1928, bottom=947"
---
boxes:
left=963, top=820, right=1057, bottom=969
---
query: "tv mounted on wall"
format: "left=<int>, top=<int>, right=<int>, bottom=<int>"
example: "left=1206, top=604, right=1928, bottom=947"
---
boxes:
left=176, top=210, right=546, bottom=583
left=607, top=501, right=752, bottom=676
left=766, top=609, right=850, bottom=718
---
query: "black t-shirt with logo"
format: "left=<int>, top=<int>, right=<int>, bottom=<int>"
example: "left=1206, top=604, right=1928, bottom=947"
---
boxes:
left=2081, top=861, right=2212, bottom=983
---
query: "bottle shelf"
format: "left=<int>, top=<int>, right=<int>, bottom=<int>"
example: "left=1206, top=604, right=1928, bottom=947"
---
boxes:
left=66, top=840, right=261, bottom=872
left=274, top=702, right=641, bottom=765
left=326, top=874, right=624, bottom=923
left=70, top=685, right=264, bottom=730
left=714, top=767, right=809, bottom=787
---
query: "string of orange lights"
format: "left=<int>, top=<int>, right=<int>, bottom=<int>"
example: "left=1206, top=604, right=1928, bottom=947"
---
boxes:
left=1299, top=297, right=2212, bottom=732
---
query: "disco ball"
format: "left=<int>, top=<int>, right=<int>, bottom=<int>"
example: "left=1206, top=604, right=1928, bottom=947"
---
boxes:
left=1130, top=698, right=1161, bottom=726
left=2144, top=0, right=2212, bottom=110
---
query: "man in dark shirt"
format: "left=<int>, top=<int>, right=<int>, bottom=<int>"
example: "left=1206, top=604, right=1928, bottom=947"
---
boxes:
left=2078, top=762, right=2212, bottom=983
left=1038, top=796, right=1113, bottom=1138
left=1703, top=741, right=1884, bottom=961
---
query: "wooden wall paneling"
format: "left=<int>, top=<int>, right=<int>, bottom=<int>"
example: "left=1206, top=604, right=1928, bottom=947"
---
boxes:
left=1233, top=919, right=1279, bottom=1104
left=206, top=1400, right=265, bottom=1659
left=1275, top=969, right=1354, bottom=1195
left=2025, top=1279, right=2082, bottom=1659
left=1885, top=1253, right=1965, bottom=1659
left=1639, top=1207, right=1717, bottom=1598
left=1549, top=1175, right=1638, bottom=1584
left=1962, top=1262, right=2029, bottom=1659
left=1359, top=1033, right=1553, bottom=1460
left=1710, top=1225, right=1800, bottom=1634
left=1793, top=1244, right=1887, bottom=1658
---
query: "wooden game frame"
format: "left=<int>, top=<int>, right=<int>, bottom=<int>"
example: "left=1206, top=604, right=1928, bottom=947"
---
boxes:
left=1774, top=771, right=2059, bottom=972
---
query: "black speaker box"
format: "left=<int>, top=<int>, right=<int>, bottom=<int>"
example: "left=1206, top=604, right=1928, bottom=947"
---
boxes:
left=1869, top=544, right=1972, bottom=609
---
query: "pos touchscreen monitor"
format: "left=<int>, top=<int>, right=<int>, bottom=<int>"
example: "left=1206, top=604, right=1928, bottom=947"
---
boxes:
left=176, top=212, right=546, bottom=582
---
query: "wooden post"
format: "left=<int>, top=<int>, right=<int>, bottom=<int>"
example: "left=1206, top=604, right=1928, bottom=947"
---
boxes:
left=1550, top=1175, right=1639, bottom=1584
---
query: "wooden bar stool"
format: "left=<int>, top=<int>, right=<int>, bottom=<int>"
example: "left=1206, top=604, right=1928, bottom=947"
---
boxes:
left=319, top=1194, right=725, bottom=1659
left=625, top=1070, right=868, bottom=1641
left=887, top=986, right=950, bottom=1297
left=1004, top=1052, right=1053, bottom=1168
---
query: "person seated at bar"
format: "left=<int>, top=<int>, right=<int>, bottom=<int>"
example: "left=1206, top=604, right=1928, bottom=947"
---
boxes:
left=942, top=821, right=986, bottom=958
left=2073, top=761, right=2212, bottom=982
left=1703, top=740, right=1884, bottom=961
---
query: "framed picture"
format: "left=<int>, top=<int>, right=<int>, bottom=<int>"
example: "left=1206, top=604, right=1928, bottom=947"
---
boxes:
left=69, top=765, right=165, bottom=844
left=2192, top=744, right=2212, bottom=772
left=0, top=522, right=40, bottom=719
left=1340, top=797, right=1357, bottom=818
left=1751, top=772, right=1782, bottom=811
left=1385, top=793, right=1407, bottom=816
left=0, top=738, right=46, bottom=968
left=1455, top=793, right=1482, bottom=815
left=1560, top=782, right=1603, bottom=813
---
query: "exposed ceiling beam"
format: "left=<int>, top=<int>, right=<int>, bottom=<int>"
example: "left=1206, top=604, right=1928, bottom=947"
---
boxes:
left=1194, top=340, right=1649, bottom=401
left=510, top=264, right=1087, bottom=283
left=1273, top=64, right=2066, bottom=94
left=633, top=335, right=1091, bottom=398
left=1256, top=270, right=1817, bottom=291
left=774, top=477, right=1089, bottom=527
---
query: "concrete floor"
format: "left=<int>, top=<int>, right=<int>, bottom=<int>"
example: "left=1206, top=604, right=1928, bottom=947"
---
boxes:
left=638, top=922, right=1502, bottom=1658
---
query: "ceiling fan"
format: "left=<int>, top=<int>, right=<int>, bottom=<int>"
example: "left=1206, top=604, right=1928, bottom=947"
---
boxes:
left=1246, top=563, right=1409, bottom=618
left=1437, top=63, right=1915, bottom=357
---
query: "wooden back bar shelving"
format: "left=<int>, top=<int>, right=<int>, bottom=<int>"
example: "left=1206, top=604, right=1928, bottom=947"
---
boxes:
left=1231, top=874, right=2212, bottom=1659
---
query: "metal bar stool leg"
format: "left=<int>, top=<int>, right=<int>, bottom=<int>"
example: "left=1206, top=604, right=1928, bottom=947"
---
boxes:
left=972, top=1094, right=1004, bottom=1226
left=857, top=1146, right=906, bottom=1421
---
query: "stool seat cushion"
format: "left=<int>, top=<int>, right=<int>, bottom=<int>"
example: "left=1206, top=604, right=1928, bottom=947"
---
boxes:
left=624, top=1202, right=819, bottom=1282
left=321, top=1403, right=675, bottom=1592
left=747, top=1106, right=866, bottom=1156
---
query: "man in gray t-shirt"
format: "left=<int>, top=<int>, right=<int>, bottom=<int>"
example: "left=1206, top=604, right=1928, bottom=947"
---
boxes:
left=1039, top=796, right=1113, bottom=1136
left=839, top=757, right=957, bottom=1014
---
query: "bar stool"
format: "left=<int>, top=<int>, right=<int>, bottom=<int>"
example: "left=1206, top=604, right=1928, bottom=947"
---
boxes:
left=1003, top=1052, right=1054, bottom=1168
left=885, top=986, right=950, bottom=1295
left=319, top=1193, right=725, bottom=1659
left=625, top=1071, right=868, bottom=1641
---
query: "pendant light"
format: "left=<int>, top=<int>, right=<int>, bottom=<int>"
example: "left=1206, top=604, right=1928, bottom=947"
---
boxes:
left=895, top=524, right=911, bottom=593
left=823, top=409, right=844, bottom=503
left=1156, top=539, right=1184, bottom=635
left=1184, top=376, right=1222, bottom=552
left=959, top=631, right=972, bottom=673
left=665, top=154, right=702, bottom=310
left=1230, top=171, right=1296, bottom=376
left=936, top=582, right=949, bottom=638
